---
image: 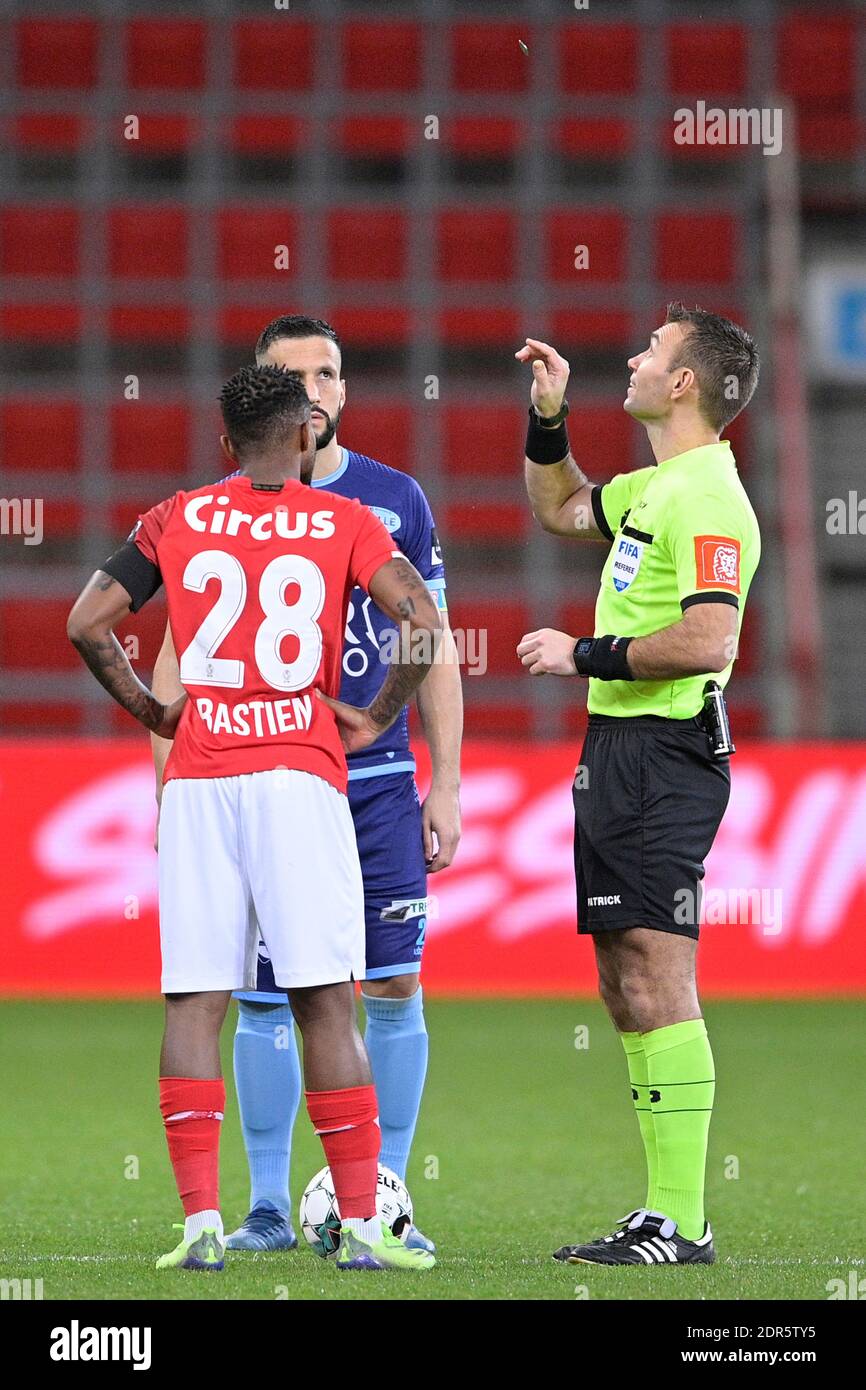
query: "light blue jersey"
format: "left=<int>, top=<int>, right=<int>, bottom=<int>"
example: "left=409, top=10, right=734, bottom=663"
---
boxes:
left=312, top=447, right=447, bottom=778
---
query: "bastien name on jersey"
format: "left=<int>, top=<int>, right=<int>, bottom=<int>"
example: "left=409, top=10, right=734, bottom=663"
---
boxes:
left=196, top=692, right=314, bottom=739
left=184, top=492, right=337, bottom=541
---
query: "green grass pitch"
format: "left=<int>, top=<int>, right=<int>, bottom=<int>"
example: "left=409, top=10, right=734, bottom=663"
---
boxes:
left=1, top=998, right=863, bottom=1301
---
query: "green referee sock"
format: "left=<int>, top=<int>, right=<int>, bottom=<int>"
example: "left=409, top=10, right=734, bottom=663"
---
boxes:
left=643, top=1018, right=716, bottom=1241
left=620, top=1031, right=658, bottom=1209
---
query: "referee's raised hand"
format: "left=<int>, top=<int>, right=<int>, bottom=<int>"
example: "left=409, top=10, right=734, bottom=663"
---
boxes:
left=514, top=338, right=570, bottom=418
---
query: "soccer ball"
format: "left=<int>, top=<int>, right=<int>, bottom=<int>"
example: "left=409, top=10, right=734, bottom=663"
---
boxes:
left=299, top=1163, right=413, bottom=1258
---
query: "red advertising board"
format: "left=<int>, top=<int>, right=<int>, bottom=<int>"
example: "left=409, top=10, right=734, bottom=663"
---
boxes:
left=2, top=739, right=866, bottom=996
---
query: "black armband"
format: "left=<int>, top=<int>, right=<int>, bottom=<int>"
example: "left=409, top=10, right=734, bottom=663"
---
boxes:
left=100, top=540, right=163, bottom=613
left=525, top=406, right=570, bottom=466
left=573, top=634, right=635, bottom=681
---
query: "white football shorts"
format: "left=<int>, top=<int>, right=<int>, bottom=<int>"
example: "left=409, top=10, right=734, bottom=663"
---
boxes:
left=157, top=768, right=365, bottom=993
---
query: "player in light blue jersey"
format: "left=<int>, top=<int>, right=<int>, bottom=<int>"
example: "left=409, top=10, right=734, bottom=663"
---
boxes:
left=151, top=317, right=463, bottom=1253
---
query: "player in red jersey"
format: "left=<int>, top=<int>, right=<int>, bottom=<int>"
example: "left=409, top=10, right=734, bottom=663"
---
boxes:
left=67, top=366, right=441, bottom=1273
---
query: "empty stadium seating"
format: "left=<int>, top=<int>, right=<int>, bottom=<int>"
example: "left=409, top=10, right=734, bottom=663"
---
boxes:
left=232, top=19, right=314, bottom=91
left=16, top=18, right=99, bottom=90
left=7, top=6, right=859, bottom=737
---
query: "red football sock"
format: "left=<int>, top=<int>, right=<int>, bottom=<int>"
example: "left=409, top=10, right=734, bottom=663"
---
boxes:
left=159, top=1077, right=225, bottom=1216
left=305, top=1085, right=380, bottom=1219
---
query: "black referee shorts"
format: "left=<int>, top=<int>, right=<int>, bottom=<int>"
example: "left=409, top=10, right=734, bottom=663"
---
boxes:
left=573, top=714, right=731, bottom=941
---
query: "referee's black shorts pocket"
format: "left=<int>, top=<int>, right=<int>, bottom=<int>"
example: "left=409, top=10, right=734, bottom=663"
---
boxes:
left=640, top=729, right=730, bottom=936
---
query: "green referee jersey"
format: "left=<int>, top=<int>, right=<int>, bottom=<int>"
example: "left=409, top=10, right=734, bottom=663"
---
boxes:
left=588, top=440, right=760, bottom=718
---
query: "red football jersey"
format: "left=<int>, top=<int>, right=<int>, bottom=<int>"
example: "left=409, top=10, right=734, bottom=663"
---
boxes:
left=133, top=475, right=397, bottom=792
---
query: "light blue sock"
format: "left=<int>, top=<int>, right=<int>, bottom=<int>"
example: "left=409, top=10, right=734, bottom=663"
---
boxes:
left=233, top=999, right=301, bottom=1219
left=362, top=987, right=428, bottom=1183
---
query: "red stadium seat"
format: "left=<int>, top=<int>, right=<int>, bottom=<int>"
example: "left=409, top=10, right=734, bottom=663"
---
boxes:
left=655, top=212, right=737, bottom=284
left=228, top=115, right=308, bottom=155
left=0, top=400, right=80, bottom=472
left=1, top=303, right=82, bottom=346
left=665, top=24, right=747, bottom=96
left=119, top=114, right=198, bottom=155
left=110, top=403, right=191, bottom=474
left=327, top=307, right=413, bottom=348
left=217, top=208, right=298, bottom=282
left=336, top=116, right=414, bottom=158
left=1, top=206, right=80, bottom=276
left=327, top=209, right=407, bottom=281
left=232, top=19, right=314, bottom=91
left=343, top=22, right=422, bottom=92
left=126, top=19, right=206, bottom=90
left=449, top=24, right=530, bottom=93
left=567, top=406, right=633, bottom=480
left=222, top=305, right=412, bottom=359
left=438, top=307, right=519, bottom=346
left=437, top=209, right=516, bottom=283
left=0, top=599, right=81, bottom=671
left=108, top=207, right=189, bottom=279
left=13, top=113, right=88, bottom=151
left=446, top=117, right=523, bottom=158
left=219, top=303, right=315, bottom=350
left=554, top=118, right=632, bottom=161
left=42, top=500, right=85, bottom=538
left=545, top=209, right=627, bottom=283
left=550, top=308, right=632, bottom=349
left=446, top=599, right=530, bottom=677
left=798, top=115, right=861, bottom=160
left=337, top=403, right=413, bottom=472
left=443, top=404, right=525, bottom=476
left=777, top=14, right=855, bottom=108
left=219, top=304, right=280, bottom=348
left=559, top=23, right=638, bottom=94
left=443, top=502, right=529, bottom=541
left=108, top=304, right=190, bottom=346
left=16, top=18, right=98, bottom=89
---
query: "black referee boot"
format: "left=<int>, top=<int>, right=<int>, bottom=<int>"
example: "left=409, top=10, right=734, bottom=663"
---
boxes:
left=553, top=1208, right=715, bottom=1265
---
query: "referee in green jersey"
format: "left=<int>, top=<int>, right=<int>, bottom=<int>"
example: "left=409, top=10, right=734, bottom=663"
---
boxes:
left=516, top=303, right=761, bottom=1266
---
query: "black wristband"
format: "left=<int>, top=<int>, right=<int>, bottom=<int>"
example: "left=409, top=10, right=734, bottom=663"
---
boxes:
left=525, top=406, right=570, bottom=466
left=572, top=635, right=635, bottom=680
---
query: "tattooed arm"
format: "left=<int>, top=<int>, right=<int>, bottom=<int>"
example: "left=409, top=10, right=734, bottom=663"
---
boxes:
left=67, top=571, right=187, bottom=738
left=318, top=556, right=442, bottom=755
left=366, top=557, right=443, bottom=727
